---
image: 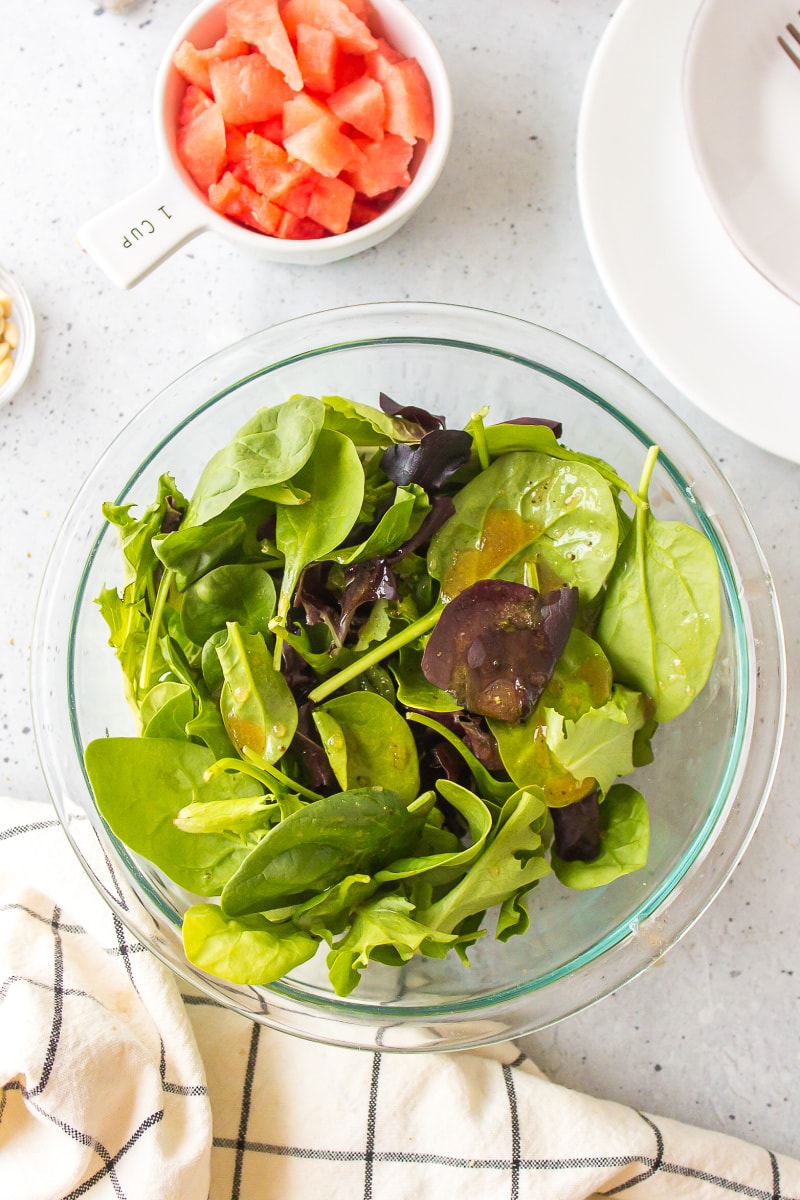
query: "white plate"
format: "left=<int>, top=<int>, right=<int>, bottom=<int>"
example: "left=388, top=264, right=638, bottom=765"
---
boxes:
left=683, top=0, right=800, bottom=306
left=577, top=0, right=800, bottom=464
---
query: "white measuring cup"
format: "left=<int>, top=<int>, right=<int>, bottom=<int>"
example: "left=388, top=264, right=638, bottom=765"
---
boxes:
left=77, top=0, right=453, bottom=289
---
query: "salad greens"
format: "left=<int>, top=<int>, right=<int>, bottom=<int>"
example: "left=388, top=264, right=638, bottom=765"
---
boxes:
left=86, top=393, right=721, bottom=996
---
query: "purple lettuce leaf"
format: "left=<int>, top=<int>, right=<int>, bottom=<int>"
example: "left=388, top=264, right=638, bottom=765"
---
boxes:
left=379, top=391, right=445, bottom=437
left=421, top=579, right=579, bottom=722
left=380, top=429, right=473, bottom=493
left=551, top=790, right=601, bottom=861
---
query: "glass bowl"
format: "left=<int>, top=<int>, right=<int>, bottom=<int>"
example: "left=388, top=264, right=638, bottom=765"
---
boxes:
left=32, top=301, right=785, bottom=1051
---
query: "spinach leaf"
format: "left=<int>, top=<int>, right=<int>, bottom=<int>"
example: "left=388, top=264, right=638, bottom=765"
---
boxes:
left=540, top=628, right=613, bottom=722
left=312, top=692, right=420, bottom=802
left=321, top=394, right=403, bottom=446
left=216, top=623, right=297, bottom=764
left=183, top=903, right=318, bottom=985
left=274, top=427, right=365, bottom=627
left=84, top=737, right=256, bottom=894
left=183, top=395, right=325, bottom=527
left=181, top=564, right=276, bottom=645
left=141, top=682, right=195, bottom=741
left=325, top=485, right=429, bottom=565
left=154, top=516, right=248, bottom=591
left=220, top=786, right=427, bottom=916
left=427, top=450, right=620, bottom=604
left=551, top=783, right=649, bottom=888
left=174, top=794, right=278, bottom=836
left=374, top=779, right=493, bottom=885
left=390, top=645, right=462, bottom=713
left=595, top=456, right=721, bottom=721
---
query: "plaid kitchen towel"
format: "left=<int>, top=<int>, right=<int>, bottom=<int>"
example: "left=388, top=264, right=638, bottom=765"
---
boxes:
left=1, top=793, right=799, bottom=1200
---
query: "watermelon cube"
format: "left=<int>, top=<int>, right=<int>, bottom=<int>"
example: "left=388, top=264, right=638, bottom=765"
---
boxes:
left=296, top=23, right=341, bottom=94
left=241, top=131, right=316, bottom=214
left=178, top=83, right=213, bottom=127
left=381, top=58, right=434, bottom=144
left=363, top=36, right=404, bottom=83
left=225, top=126, right=249, bottom=163
left=273, top=210, right=328, bottom=239
left=209, top=171, right=283, bottom=235
left=284, top=114, right=364, bottom=177
left=226, top=0, right=303, bottom=91
left=342, top=132, right=413, bottom=197
left=339, top=0, right=371, bottom=17
left=173, top=33, right=250, bottom=93
left=328, top=74, right=385, bottom=141
left=280, top=0, right=377, bottom=55
left=307, top=174, right=356, bottom=233
left=209, top=54, right=293, bottom=124
left=282, top=91, right=336, bottom=137
left=177, top=103, right=227, bottom=191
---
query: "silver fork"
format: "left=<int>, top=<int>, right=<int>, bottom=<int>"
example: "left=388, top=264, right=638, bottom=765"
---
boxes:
left=778, top=12, right=800, bottom=68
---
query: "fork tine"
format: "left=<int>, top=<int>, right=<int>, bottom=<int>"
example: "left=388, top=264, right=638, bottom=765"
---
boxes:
left=779, top=33, right=800, bottom=69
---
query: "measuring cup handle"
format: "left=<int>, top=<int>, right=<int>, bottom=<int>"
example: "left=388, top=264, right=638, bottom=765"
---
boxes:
left=76, top=169, right=210, bottom=290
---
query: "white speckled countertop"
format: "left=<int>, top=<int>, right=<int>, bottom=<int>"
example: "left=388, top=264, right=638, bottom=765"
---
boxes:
left=3, top=0, right=798, bottom=1160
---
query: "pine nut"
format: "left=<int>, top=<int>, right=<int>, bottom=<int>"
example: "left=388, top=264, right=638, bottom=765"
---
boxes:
left=0, top=292, right=11, bottom=319
left=0, top=357, right=13, bottom=387
left=0, top=342, right=9, bottom=363
left=4, top=320, right=18, bottom=349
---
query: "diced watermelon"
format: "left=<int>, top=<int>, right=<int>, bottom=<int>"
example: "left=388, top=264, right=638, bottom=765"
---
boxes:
left=382, top=58, right=434, bottom=144
left=349, top=191, right=396, bottom=227
left=209, top=171, right=283, bottom=234
left=284, top=114, right=364, bottom=177
left=174, top=40, right=214, bottom=92
left=177, top=103, right=227, bottom=191
left=328, top=74, right=385, bottom=141
left=342, top=132, right=413, bottom=197
left=173, top=33, right=250, bottom=93
left=364, top=36, right=404, bottom=83
left=282, top=91, right=335, bottom=137
left=280, top=0, right=377, bottom=55
left=225, top=126, right=249, bottom=162
left=240, top=131, right=315, bottom=214
left=209, top=53, right=294, bottom=124
left=179, top=83, right=213, bottom=127
left=274, top=210, right=328, bottom=239
left=173, top=0, right=434, bottom=240
left=307, top=174, right=355, bottom=233
left=252, top=114, right=285, bottom=143
left=226, top=0, right=303, bottom=91
left=295, top=23, right=341, bottom=94
left=339, top=0, right=371, bottom=18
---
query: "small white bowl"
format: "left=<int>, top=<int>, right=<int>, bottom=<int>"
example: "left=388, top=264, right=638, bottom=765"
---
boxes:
left=77, top=0, right=453, bottom=289
left=0, top=265, right=35, bottom=407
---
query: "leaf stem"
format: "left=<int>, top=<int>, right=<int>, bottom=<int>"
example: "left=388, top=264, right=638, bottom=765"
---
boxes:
left=139, top=567, right=174, bottom=692
left=203, top=756, right=277, bottom=790
left=242, top=747, right=324, bottom=801
left=307, top=605, right=443, bottom=704
left=637, top=444, right=660, bottom=504
left=469, top=407, right=491, bottom=470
